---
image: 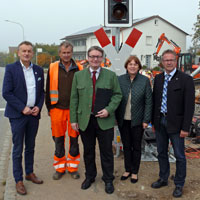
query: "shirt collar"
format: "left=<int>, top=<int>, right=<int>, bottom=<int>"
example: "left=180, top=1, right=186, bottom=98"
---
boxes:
left=20, top=60, right=33, bottom=69
left=89, top=67, right=101, bottom=74
left=59, top=60, right=73, bottom=71
left=164, top=68, right=176, bottom=80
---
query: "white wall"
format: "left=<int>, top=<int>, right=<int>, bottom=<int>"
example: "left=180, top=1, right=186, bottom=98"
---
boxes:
left=122, top=17, right=187, bottom=68
left=81, top=17, right=187, bottom=69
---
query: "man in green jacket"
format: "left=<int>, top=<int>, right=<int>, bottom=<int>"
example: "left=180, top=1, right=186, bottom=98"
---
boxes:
left=70, top=46, right=122, bottom=194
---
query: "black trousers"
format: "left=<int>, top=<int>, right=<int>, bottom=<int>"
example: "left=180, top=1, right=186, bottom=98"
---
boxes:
left=79, top=115, right=114, bottom=183
left=119, top=120, right=144, bottom=174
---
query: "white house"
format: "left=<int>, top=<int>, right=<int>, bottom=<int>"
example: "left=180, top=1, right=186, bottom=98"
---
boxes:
left=61, top=15, right=188, bottom=69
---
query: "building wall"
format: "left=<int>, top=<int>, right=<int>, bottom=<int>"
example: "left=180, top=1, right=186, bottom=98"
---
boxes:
left=122, top=17, right=187, bottom=69
left=67, top=17, right=187, bottom=68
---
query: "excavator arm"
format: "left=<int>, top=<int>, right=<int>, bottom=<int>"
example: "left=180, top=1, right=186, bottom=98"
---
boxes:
left=153, top=33, right=181, bottom=61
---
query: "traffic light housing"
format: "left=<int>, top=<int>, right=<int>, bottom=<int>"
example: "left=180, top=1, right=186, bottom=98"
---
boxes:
left=104, top=0, right=133, bottom=27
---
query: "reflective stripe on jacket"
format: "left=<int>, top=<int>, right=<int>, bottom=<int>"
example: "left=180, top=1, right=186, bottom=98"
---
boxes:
left=49, top=61, right=83, bottom=105
left=49, top=62, right=59, bottom=105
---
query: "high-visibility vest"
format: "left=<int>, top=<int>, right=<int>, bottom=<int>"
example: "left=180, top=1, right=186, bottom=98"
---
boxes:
left=49, top=61, right=83, bottom=105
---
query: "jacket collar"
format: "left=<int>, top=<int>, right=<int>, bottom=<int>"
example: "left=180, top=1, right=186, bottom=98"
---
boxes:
left=125, top=71, right=140, bottom=81
left=59, top=58, right=78, bottom=71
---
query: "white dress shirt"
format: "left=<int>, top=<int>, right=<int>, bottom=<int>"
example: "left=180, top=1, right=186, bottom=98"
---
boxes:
left=20, top=61, right=36, bottom=107
left=89, top=67, right=101, bottom=80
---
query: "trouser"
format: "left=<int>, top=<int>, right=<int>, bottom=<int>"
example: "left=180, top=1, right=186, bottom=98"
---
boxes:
left=9, top=115, right=39, bottom=183
left=155, top=115, right=186, bottom=187
left=79, top=115, right=114, bottom=183
left=119, top=120, right=144, bottom=174
left=50, top=108, right=80, bottom=173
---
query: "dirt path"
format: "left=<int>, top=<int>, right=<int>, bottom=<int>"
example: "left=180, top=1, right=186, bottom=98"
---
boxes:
left=5, top=110, right=200, bottom=200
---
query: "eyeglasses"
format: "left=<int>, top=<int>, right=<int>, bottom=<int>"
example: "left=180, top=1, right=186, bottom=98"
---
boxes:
left=88, top=55, right=103, bottom=59
left=163, top=59, right=176, bottom=62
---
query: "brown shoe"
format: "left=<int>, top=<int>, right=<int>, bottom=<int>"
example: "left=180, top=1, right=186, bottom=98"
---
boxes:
left=25, top=173, right=43, bottom=184
left=16, top=181, right=27, bottom=195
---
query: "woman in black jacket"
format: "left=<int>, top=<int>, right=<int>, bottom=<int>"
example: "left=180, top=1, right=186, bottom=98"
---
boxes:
left=116, top=56, right=152, bottom=183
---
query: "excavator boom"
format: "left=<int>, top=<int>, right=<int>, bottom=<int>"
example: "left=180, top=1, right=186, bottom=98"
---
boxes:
left=153, top=33, right=181, bottom=61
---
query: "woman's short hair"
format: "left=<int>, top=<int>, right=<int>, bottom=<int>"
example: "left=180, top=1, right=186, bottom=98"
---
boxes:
left=124, top=55, right=142, bottom=70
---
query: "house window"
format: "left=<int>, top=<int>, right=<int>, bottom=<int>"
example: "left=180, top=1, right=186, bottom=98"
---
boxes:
left=146, top=36, right=152, bottom=46
left=145, top=55, right=151, bottom=68
left=154, top=19, right=158, bottom=26
left=72, top=39, right=86, bottom=47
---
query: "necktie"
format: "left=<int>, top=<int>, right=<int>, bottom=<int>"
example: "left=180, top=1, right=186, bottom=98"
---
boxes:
left=161, top=74, right=171, bottom=114
left=92, top=71, right=96, bottom=112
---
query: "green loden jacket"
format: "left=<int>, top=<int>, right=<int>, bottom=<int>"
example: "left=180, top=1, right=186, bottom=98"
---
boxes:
left=70, top=67, right=122, bottom=131
left=116, top=72, right=152, bottom=128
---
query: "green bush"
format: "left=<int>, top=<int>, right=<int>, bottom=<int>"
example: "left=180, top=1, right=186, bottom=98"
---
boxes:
left=152, top=66, right=161, bottom=71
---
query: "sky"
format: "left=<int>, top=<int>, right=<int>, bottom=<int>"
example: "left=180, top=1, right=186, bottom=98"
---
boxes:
left=0, top=0, right=199, bottom=52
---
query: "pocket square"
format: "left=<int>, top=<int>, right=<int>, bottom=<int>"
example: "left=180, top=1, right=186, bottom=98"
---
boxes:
left=38, top=77, right=41, bottom=81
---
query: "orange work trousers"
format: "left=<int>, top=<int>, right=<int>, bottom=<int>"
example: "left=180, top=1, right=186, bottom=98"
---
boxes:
left=50, top=108, right=80, bottom=173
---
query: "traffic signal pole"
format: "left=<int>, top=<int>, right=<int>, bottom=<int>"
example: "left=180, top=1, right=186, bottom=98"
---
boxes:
left=111, top=27, right=120, bottom=53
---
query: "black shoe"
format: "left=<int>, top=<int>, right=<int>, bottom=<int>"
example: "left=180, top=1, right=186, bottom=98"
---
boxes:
left=120, top=173, right=131, bottom=180
left=151, top=179, right=168, bottom=188
left=131, top=178, right=138, bottom=184
left=105, top=182, right=114, bottom=194
left=130, top=174, right=138, bottom=184
left=81, top=178, right=95, bottom=190
left=173, top=186, right=183, bottom=198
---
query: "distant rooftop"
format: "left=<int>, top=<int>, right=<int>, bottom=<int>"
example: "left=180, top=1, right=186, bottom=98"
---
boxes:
left=62, top=15, right=188, bottom=40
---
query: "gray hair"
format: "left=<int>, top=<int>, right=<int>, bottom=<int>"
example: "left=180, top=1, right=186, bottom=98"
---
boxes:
left=18, top=41, right=33, bottom=50
left=162, top=49, right=177, bottom=60
left=59, top=41, right=73, bottom=53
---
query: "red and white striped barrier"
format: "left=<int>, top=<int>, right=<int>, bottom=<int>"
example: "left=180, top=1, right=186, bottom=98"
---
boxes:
left=94, top=27, right=142, bottom=75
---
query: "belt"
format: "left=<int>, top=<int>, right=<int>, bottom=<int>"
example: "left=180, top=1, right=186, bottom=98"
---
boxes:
left=160, top=112, right=167, bottom=117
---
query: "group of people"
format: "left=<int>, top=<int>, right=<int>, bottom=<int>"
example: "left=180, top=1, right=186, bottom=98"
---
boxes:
left=2, top=40, right=195, bottom=198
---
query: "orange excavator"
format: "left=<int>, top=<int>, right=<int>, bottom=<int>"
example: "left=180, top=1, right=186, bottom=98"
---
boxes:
left=153, top=33, right=181, bottom=62
left=153, top=33, right=198, bottom=74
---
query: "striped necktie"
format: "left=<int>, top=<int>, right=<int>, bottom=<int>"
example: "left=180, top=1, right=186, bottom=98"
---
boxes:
left=161, top=74, right=171, bottom=114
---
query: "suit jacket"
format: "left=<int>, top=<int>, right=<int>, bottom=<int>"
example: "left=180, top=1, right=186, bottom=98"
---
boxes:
left=70, top=67, right=122, bottom=131
left=2, top=61, right=44, bottom=119
left=152, top=70, right=195, bottom=133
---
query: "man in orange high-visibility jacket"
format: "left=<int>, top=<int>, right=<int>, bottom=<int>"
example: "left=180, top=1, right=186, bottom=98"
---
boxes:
left=45, top=41, right=82, bottom=180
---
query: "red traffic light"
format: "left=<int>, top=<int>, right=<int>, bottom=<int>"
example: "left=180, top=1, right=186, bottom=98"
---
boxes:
left=112, top=3, right=127, bottom=20
left=104, top=0, right=133, bottom=27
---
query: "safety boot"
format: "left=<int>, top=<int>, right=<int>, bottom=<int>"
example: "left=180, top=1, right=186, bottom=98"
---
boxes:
left=70, top=171, right=80, bottom=179
left=53, top=171, right=65, bottom=180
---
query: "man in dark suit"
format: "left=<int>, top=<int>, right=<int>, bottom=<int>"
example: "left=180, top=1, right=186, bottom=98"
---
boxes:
left=70, top=46, right=122, bottom=194
left=2, top=41, right=44, bottom=195
left=151, top=49, right=195, bottom=198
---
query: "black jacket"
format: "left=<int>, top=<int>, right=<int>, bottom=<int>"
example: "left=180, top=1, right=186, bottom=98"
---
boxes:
left=152, top=70, right=195, bottom=133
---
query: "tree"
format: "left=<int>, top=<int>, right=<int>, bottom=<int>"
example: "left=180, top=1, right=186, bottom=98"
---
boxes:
left=0, top=52, right=9, bottom=67
left=33, top=43, right=59, bottom=68
left=192, top=1, right=200, bottom=53
left=37, top=53, right=56, bottom=68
